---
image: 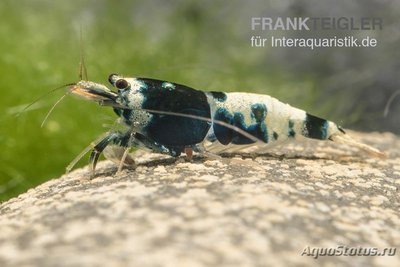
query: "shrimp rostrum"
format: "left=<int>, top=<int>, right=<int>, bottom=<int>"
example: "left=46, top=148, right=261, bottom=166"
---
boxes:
left=69, top=74, right=385, bottom=173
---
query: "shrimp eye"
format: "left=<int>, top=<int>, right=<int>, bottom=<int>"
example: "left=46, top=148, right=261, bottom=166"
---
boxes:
left=115, top=79, right=129, bottom=90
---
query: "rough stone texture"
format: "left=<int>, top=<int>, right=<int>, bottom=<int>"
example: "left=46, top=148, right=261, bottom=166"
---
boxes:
left=0, top=131, right=399, bottom=267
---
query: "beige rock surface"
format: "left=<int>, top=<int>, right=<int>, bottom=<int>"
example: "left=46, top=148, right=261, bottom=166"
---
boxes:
left=0, top=131, right=399, bottom=267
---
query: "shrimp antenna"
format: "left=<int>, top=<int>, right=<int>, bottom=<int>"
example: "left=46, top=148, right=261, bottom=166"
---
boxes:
left=17, top=83, right=75, bottom=117
left=40, top=91, right=72, bottom=128
left=383, top=90, right=400, bottom=117
left=79, top=25, right=88, bottom=81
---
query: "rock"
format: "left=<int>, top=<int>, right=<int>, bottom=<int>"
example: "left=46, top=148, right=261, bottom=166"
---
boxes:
left=0, top=131, right=399, bottom=267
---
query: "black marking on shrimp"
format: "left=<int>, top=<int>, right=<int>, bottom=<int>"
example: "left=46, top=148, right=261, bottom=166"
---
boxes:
left=213, top=108, right=233, bottom=145
left=139, top=78, right=211, bottom=146
left=122, top=109, right=133, bottom=124
left=231, top=112, right=253, bottom=144
left=113, top=107, right=122, bottom=117
left=273, top=131, right=279, bottom=140
left=210, top=91, right=227, bottom=102
left=288, top=120, right=296, bottom=138
left=250, top=103, right=268, bottom=143
left=251, top=103, right=267, bottom=122
left=303, top=113, right=328, bottom=140
left=213, top=105, right=268, bottom=145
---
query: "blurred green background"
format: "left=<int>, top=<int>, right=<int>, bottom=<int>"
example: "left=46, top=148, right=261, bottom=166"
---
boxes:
left=1, top=0, right=399, bottom=201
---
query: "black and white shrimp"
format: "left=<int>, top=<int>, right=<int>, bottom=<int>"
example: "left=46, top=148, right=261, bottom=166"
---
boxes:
left=68, top=74, right=385, bottom=173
